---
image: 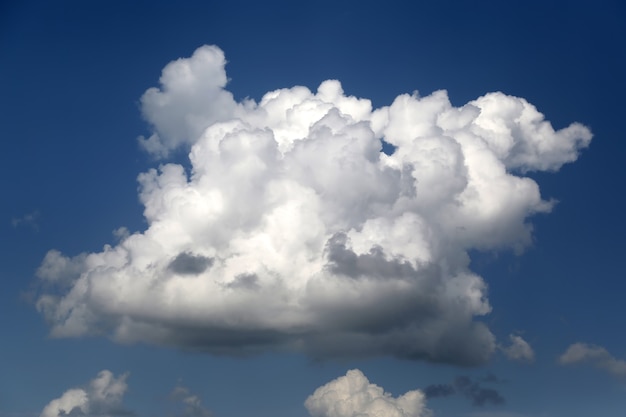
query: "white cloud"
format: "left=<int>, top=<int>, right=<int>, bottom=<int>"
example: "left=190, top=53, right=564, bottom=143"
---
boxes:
left=169, top=385, right=212, bottom=417
left=40, top=370, right=130, bottom=417
left=35, top=45, right=591, bottom=365
left=11, top=210, right=40, bottom=231
left=305, top=369, right=430, bottom=417
left=559, top=343, right=626, bottom=378
left=138, top=45, right=241, bottom=158
left=501, top=334, right=535, bottom=362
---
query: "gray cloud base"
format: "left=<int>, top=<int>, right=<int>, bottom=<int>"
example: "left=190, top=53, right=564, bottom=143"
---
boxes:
left=34, top=45, right=591, bottom=366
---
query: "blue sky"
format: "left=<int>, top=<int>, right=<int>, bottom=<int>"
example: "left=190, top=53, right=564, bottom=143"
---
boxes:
left=1, top=1, right=625, bottom=417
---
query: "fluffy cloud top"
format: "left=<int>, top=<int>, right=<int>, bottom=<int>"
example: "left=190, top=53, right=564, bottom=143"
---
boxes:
left=305, top=369, right=430, bottom=417
left=138, top=45, right=240, bottom=157
left=35, top=45, right=591, bottom=366
left=559, top=343, right=626, bottom=378
left=40, top=370, right=130, bottom=417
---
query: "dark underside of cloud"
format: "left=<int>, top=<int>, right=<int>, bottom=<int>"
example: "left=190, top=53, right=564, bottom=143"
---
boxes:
left=424, top=375, right=505, bottom=406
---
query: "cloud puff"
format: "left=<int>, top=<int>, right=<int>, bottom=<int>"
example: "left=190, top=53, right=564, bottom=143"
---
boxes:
left=11, top=210, right=40, bottom=231
left=558, top=343, right=626, bottom=378
left=304, top=369, right=430, bottom=417
left=169, top=385, right=212, bottom=417
left=138, top=45, right=240, bottom=158
left=501, top=335, right=535, bottom=362
left=34, top=45, right=591, bottom=366
left=40, top=370, right=131, bottom=417
left=424, top=375, right=505, bottom=407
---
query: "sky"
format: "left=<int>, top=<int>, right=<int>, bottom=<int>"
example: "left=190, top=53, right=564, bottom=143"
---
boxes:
left=1, top=1, right=625, bottom=417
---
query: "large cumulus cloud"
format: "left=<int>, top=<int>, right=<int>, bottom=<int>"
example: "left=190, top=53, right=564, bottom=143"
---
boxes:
left=34, top=45, right=591, bottom=366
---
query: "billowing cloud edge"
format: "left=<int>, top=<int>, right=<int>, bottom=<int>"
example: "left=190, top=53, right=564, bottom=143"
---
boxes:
left=500, top=334, right=535, bottom=363
left=34, top=45, right=592, bottom=366
left=305, top=369, right=431, bottom=417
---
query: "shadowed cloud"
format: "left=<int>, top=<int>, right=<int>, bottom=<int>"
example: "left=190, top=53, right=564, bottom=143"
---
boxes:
left=424, top=375, right=505, bottom=407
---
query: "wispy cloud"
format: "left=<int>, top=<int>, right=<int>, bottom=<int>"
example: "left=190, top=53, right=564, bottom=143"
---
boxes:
left=559, top=342, right=626, bottom=378
left=40, top=370, right=132, bottom=417
left=11, top=210, right=39, bottom=231
left=169, top=385, right=212, bottom=417
left=424, top=375, right=505, bottom=407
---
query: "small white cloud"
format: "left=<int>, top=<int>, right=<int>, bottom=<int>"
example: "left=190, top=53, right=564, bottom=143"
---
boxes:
left=559, top=342, right=626, bottom=378
left=11, top=210, right=40, bottom=231
left=41, top=389, right=89, bottom=417
left=113, top=227, right=131, bottom=242
left=305, top=369, right=431, bottom=417
left=35, top=45, right=592, bottom=366
left=501, top=334, right=535, bottom=362
left=40, top=370, right=130, bottom=417
left=169, top=385, right=212, bottom=417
